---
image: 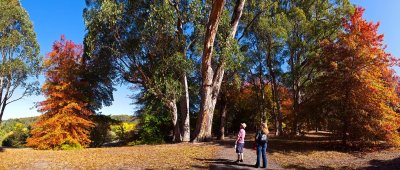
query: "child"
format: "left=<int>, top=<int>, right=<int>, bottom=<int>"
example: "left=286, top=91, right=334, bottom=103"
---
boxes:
left=235, top=123, right=246, bottom=163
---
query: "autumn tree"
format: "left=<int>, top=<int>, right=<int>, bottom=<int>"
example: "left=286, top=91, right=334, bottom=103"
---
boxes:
left=307, top=7, right=400, bottom=145
left=26, top=36, right=94, bottom=150
left=0, top=0, right=41, bottom=122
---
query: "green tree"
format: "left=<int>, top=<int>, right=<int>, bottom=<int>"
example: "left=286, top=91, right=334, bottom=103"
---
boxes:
left=283, top=0, right=352, bottom=134
left=1, top=122, right=29, bottom=147
left=194, top=0, right=246, bottom=142
left=84, top=0, right=200, bottom=142
left=0, top=0, right=41, bottom=122
left=89, top=114, right=120, bottom=147
left=239, top=0, right=290, bottom=135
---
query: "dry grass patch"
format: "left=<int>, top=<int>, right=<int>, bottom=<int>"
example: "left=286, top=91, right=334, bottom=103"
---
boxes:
left=0, top=143, right=218, bottom=169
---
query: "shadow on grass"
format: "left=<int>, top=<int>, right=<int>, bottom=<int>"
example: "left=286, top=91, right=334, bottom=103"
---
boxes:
left=195, top=158, right=255, bottom=170
left=213, top=132, right=392, bottom=156
left=284, top=164, right=347, bottom=170
left=363, top=157, right=400, bottom=170
left=282, top=157, right=400, bottom=170
left=212, top=133, right=335, bottom=153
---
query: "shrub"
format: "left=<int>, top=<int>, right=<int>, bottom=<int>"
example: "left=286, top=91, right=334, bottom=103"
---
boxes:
left=89, top=114, right=120, bottom=147
left=111, top=122, right=137, bottom=143
left=2, top=123, right=29, bottom=147
left=60, top=142, right=83, bottom=150
left=136, top=110, right=171, bottom=144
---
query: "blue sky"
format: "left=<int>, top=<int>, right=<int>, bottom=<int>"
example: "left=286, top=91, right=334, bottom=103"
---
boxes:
left=4, top=0, right=136, bottom=120
left=3, top=0, right=400, bottom=120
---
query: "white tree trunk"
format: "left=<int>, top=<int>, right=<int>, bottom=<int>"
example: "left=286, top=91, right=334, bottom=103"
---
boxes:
left=180, top=74, right=190, bottom=142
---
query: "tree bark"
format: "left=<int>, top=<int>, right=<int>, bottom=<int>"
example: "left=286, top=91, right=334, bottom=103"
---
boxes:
left=193, top=0, right=246, bottom=142
left=168, top=99, right=181, bottom=142
left=193, top=0, right=226, bottom=142
left=180, top=75, right=190, bottom=142
left=265, top=37, right=283, bottom=136
left=171, top=0, right=191, bottom=142
left=292, top=83, right=300, bottom=135
left=289, top=49, right=301, bottom=135
left=218, top=92, right=227, bottom=140
left=259, top=60, right=265, bottom=122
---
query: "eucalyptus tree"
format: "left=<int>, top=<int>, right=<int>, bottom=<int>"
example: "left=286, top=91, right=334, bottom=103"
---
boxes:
left=193, top=0, right=246, bottom=142
left=0, top=0, right=41, bottom=122
left=283, top=0, right=352, bottom=134
left=242, top=0, right=290, bottom=135
left=84, top=0, right=203, bottom=142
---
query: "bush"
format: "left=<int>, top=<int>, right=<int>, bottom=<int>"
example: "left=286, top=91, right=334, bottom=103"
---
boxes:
left=1, top=123, right=29, bottom=147
left=111, top=122, right=137, bottom=143
left=136, top=110, right=171, bottom=144
left=89, top=114, right=120, bottom=147
left=60, top=142, right=83, bottom=150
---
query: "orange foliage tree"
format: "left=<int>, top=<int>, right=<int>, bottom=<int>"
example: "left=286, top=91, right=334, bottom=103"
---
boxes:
left=306, top=7, right=400, bottom=145
left=26, top=36, right=94, bottom=150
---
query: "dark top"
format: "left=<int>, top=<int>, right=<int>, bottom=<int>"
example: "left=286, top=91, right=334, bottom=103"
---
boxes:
left=255, top=130, right=268, bottom=144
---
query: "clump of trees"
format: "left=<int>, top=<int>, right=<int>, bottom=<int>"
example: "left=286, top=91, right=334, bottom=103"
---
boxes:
left=80, top=0, right=399, bottom=146
left=4, top=0, right=399, bottom=149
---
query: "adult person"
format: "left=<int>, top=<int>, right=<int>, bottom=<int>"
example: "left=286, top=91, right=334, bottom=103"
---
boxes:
left=255, top=122, right=269, bottom=168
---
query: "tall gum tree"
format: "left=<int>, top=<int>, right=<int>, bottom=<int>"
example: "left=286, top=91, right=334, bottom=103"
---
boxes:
left=284, top=0, right=352, bottom=135
left=84, top=0, right=200, bottom=142
left=194, top=0, right=246, bottom=142
left=0, top=0, right=41, bottom=122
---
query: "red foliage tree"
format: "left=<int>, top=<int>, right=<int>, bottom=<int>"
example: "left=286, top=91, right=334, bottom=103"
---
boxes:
left=26, top=36, right=94, bottom=150
left=307, top=7, right=400, bottom=145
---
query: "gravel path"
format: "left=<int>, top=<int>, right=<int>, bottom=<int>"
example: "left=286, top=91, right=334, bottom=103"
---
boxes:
left=209, top=138, right=283, bottom=170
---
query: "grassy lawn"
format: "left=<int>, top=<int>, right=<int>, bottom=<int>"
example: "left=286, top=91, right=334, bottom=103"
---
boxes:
left=0, top=132, right=399, bottom=169
left=0, top=143, right=218, bottom=169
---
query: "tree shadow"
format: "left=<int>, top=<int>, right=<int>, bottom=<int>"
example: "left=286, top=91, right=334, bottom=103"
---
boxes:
left=362, top=157, right=400, bottom=170
left=195, top=158, right=255, bottom=170
left=283, top=157, right=400, bottom=170
left=266, top=137, right=334, bottom=154
left=265, top=132, right=392, bottom=154
left=284, top=164, right=354, bottom=170
left=212, top=137, right=255, bottom=150
left=212, top=132, right=337, bottom=150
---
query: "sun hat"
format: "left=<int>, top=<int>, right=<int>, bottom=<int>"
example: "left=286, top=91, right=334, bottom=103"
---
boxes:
left=240, top=123, right=247, bottom=129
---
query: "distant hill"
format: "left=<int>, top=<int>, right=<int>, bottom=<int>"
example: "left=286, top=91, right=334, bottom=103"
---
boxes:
left=110, top=115, right=138, bottom=123
left=1, top=114, right=138, bottom=126
left=2, top=117, right=38, bottom=126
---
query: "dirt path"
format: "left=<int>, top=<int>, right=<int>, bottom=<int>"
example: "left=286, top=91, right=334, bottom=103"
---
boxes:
left=208, top=138, right=283, bottom=170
